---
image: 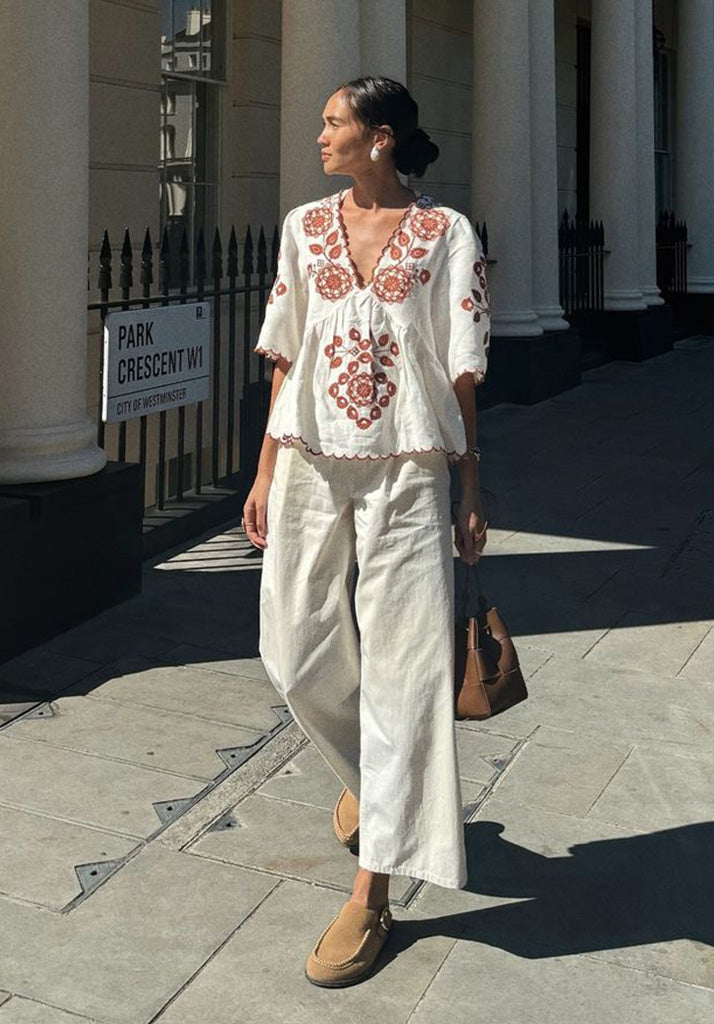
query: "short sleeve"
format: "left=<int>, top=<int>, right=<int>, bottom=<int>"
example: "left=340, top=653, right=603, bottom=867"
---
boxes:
left=253, top=208, right=307, bottom=365
left=442, top=215, right=490, bottom=386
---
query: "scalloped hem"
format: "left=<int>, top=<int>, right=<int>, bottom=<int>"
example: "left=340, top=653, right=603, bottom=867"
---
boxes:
left=254, top=345, right=294, bottom=364
left=269, top=431, right=471, bottom=464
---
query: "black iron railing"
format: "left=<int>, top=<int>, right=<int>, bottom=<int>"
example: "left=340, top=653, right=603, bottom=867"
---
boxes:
left=656, top=210, right=688, bottom=298
left=88, top=221, right=278, bottom=516
left=558, top=210, right=605, bottom=317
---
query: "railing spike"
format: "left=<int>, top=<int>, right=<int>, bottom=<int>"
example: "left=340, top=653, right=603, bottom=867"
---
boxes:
left=271, top=224, right=280, bottom=275
left=141, top=227, right=154, bottom=288
left=227, top=224, right=238, bottom=277
left=98, top=229, right=112, bottom=291
left=120, top=228, right=133, bottom=291
left=212, top=226, right=223, bottom=278
left=179, top=225, right=189, bottom=290
left=243, top=224, right=254, bottom=275
left=195, top=226, right=206, bottom=284
left=256, top=226, right=268, bottom=276
left=159, top=223, right=171, bottom=293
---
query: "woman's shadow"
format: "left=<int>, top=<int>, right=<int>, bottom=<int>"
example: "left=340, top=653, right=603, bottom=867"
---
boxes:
left=389, top=819, right=714, bottom=959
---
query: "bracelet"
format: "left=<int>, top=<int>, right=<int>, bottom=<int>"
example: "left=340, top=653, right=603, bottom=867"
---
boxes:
left=465, top=445, right=482, bottom=461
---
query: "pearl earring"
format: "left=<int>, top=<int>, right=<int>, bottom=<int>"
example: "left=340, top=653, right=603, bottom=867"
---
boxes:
left=370, top=145, right=380, bottom=162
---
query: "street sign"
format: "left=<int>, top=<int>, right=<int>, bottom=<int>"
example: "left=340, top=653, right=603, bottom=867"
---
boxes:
left=102, top=302, right=211, bottom=423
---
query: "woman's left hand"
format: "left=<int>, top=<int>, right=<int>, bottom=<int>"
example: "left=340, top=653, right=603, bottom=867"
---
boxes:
left=454, top=498, right=488, bottom=565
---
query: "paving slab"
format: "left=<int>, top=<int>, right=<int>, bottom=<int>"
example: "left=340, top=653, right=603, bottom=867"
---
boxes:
left=154, top=878, right=456, bottom=1024
left=468, top=575, right=628, bottom=660
left=0, top=804, right=137, bottom=909
left=679, top=624, right=714, bottom=677
left=0, top=994, right=9, bottom=1009
left=86, top=594, right=248, bottom=650
left=454, top=727, right=521, bottom=784
left=160, top=643, right=270, bottom=681
left=485, top=524, right=669, bottom=597
left=0, top=697, right=42, bottom=728
left=0, top=648, right=102, bottom=697
left=188, top=791, right=411, bottom=900
left=44, top=621, right=176, bottom=664
left=0, top=996, right=108, bottom=1023
left=489, top=724, right=631, bottom=817
left=407, top=938, right=714, bottom=1023
left=256, top=744, right=345, bottom=809
left=5, top=695, right=262, bottom=781
left=258, top=744, right=496, bottom=817
left=521, top=648, right=706, bottom=710
left=409, top=794, right=713, bottom=990
left=0, top=736, right=206, bottom=838
left=476, top=651, right=714, bottom=752
left=63, top=656, right=283, bottom=733
left=587, top=742, right=714, bottom=832
left=0, top=845, right=277, bottom=1024
left=584, top=565, right=714, bottom=634
left=583, top=610, right=712, bottom=676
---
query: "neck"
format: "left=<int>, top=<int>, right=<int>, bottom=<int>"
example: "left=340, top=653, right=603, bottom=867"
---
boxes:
left=346, top=174, right=418, bottom=211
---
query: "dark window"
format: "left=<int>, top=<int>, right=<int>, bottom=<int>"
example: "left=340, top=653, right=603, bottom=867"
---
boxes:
left=653, top=30, right=674, bottom=215
left=160, top=1, right=226, bottom=286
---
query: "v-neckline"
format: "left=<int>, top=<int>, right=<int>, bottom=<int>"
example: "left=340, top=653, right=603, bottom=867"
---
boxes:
left=335, top=187, right=423, bottom=290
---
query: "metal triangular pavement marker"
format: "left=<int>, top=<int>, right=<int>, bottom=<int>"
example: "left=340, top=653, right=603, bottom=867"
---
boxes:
left=74, top=858, right=124, bottom=896
left=23, top=702, right=56, bottom=720
left=152, top=797, right=195, bottom=825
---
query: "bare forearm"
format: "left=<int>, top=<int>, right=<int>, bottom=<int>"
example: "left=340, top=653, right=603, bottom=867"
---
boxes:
left=453, top=372, right=481, bottom=500
left=256, top=356, right=290, bottom=480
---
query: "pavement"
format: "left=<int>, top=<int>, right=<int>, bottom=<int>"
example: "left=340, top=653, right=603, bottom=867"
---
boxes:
left=0, top=335, right=713, bottom=1024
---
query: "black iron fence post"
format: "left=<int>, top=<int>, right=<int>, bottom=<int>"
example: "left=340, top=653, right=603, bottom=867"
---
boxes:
left=89, top=213, right=278, bottom=547
left=211, top=229, right=223, bottom=486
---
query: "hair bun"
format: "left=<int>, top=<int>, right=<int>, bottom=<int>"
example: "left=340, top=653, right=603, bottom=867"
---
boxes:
left=395, top=126, right=440, bottom=179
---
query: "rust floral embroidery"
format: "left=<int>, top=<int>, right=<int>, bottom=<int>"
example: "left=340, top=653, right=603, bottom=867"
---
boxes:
left=324, top=327, right=399, bottom=430
left=315, top=264, right=352, bottom=301
left=459, top=258, right=491, bottom=353
left=267, top=273, right=287, bottom=305
left=371, top=266, right=413, bottom=304
left=303, top=205, right=334, bottom=237
left=410, top=208, right=450, bottom=241
left=302, top=191, right=452, bottom=305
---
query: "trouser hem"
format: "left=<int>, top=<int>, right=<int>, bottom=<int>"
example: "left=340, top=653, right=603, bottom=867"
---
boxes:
left=357, top=858, right=468, bottom=891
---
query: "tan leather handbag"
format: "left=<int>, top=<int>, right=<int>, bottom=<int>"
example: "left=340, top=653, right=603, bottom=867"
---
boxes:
left=453, top=560, right=529, bottom=721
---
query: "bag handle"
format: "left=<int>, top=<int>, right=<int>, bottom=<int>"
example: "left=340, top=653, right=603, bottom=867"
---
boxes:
left=450, top=500, right=489, bottom=620
left=457, top=558, right=489, bottom=621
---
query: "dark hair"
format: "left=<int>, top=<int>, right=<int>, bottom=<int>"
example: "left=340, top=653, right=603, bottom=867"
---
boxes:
left=335, top=75, right=440, bottom=179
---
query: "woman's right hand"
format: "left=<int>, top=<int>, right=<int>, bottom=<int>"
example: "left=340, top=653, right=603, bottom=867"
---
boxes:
left=242, top=473, right=272, bottom=549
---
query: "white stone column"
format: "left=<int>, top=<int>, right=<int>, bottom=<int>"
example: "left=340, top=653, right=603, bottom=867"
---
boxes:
left=0, top=0, right=106, bottom=484
left=675, top=0, right=714, bottom=291
left=472, top=0, right=541, bottom=336
left=636, top=0, right=664, bottom=305
left=360, top=0, right=406, bottom=84
left=280, top=0, right=360, bottom=215
left=529, top=0, right=569, bottom=331
left=590, top=0, right=647, bottom=310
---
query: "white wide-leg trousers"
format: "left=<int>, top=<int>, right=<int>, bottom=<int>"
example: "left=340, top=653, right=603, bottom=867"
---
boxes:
left=258, top=443, right=468, bottom=889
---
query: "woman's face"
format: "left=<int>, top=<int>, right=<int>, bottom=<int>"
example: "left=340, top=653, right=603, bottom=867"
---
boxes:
left=317, top=89, right=387, bottom=176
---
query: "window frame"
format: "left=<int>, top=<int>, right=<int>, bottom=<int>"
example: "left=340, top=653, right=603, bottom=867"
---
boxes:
left=159, top=1, right=227, bottom=286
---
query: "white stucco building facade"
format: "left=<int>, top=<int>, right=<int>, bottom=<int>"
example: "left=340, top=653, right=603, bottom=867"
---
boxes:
left=0, top=0, right=709, bottom=492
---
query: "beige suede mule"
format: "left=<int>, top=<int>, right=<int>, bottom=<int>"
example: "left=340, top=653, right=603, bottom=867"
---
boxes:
left=305, top=899, right=392, bottom=987
left=333, top=786, right=360, bottom=849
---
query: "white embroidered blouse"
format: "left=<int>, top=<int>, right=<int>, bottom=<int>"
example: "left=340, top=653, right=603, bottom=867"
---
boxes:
left=253, top=186, right=490, bottom=462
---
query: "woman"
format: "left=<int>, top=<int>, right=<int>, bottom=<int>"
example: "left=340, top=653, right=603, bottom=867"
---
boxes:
left=242, top=76, right=490, bottom=987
